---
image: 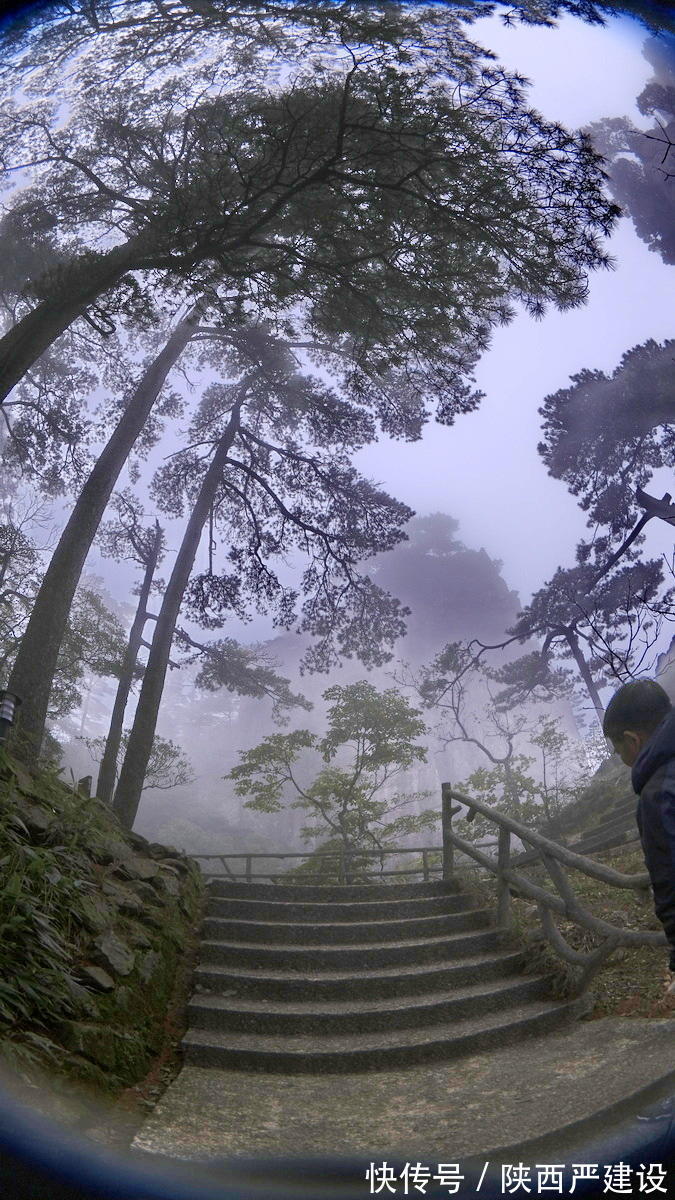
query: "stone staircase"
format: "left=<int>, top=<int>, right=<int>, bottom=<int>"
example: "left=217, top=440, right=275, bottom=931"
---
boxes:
left=182, top=877, right=588, bottom=1073
left=513, top=794, right=639, bottom=870
left=568, top=795, right=638, bottom=856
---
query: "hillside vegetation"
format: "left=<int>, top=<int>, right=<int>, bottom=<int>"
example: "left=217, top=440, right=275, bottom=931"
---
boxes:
left=0, top=748, right=203, bottom=1134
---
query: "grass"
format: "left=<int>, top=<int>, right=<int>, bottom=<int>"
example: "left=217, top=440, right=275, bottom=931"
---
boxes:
left=0, top=746, right=204, bottom=1141
left=505, top=843, right=675, bottom=1018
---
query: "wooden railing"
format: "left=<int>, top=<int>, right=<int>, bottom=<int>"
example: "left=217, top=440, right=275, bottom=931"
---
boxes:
left=195, top=845, right=449, bottom=884
left=441, top=782, right=666, bottom=995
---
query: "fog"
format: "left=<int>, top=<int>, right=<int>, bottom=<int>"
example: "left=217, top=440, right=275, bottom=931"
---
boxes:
left=6, top=7, right=675, bottom=852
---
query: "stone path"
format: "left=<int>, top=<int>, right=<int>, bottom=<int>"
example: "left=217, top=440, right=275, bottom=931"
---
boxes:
left=134, top=1018, right=675, bottom=1161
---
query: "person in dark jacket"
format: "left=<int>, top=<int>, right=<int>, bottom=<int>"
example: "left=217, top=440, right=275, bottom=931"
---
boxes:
left=603, top=679, right=675, bottom=994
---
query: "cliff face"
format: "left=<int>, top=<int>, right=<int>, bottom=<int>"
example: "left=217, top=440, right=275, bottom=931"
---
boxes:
left=0, top=748, right=203, bottom=1120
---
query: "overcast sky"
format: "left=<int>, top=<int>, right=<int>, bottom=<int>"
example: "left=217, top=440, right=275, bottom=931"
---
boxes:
left=355, top=12, right=675, bottom=604
left=82, top=10, right=675, bottom=635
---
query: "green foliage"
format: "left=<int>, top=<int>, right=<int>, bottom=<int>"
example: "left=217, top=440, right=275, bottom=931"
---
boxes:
left=84, top=730, right=194, bottom=793
left=0, top=748, right=202, bottom=1093
left=454, top=757, right=543, bottom=844
left=0, top=533, right=128, bottom=721
left=0, top=500, right=46, bottom=686
left=50, top=586, right=128, bottom=718
left=539, top=338, right=675, bottom=533
left=454, top=716, right=591, bottom=842
left=0, top=761, right=98, bottom=1038
left=228, top=681, right=437, bottom=855
left=281, top=838, right=377, bottom=885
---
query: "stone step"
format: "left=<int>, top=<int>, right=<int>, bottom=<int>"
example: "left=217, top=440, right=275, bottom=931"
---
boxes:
left=182, top=996, right=587, bottom=1072
left=187, top=973, right=552, bottom=1036
left=571, top=825, right=634, bottom=854
left=194, top=948, right=526, bottom=1001
left=205, top=892, right=476, bottom=922
left=583, top=812, right=635, bottom=840
left=200, top=908, right=492, bottom=945
left=205, top=878, right=460, bottom=902
left=198, top=926, right=507, bottom=971
left=573, top=836, right=641, bottom=861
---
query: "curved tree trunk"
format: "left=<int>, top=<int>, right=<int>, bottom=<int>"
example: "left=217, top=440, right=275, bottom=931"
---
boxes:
left=96, top=521, right=163, bottom=805
left=0, top=240, right=141, bottom=405
left=8, top=309, right=199, bottom=760
left=113, top=399, right=244, bottom=829
left=564, top=628, right=605, bottom=729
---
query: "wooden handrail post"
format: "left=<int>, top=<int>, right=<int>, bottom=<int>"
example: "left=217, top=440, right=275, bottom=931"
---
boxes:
left=245, top=854, right=252, bottom=884
left=422, top=848, right=429, bottom=882
left=496, top=826, right=512, bottom=929
left=441, top=783, right=454, bottom=881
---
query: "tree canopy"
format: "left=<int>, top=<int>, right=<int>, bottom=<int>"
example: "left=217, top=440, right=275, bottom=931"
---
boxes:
left=587, top=36, right=675, bottom=266
left=228, top=680, right=436, bottom=861
left=539, top=338, right=675, bottom=536
left=0, top=8, right=619, bottom=408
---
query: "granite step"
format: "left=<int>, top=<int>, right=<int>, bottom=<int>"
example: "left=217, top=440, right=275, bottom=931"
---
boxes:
left=193, top=948, right=527, bottom=1001
left=182, top=996, right=588, bottom=1072
left=581, top=812, right=635, bottom=840
left=572, top=823, right=638, bottom=852
left=200, top=907, right=493, bottom=945
left=205, top=892, right=476, bottom=922
left=187, top=973, right=552, bottom=1035
left=572, top=832, right=640, bottom=858
left=198, top=926, right=508, bottom=970
left=205, top=879, right=461, bottom=902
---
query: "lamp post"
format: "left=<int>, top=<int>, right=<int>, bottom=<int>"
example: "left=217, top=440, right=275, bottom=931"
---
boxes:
left=0, top=691, right=21, bottom=746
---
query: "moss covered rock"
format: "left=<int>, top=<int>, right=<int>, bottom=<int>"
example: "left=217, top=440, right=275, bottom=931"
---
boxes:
left=0, top=747, right=203, bottom=1096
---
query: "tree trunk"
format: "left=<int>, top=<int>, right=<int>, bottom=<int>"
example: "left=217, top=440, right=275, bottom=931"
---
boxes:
left=8, top=309, right=199, bottom=760
left=0, top=240, right=141, bottom=405
left=564, top=628, right=605, bottom=729
left=112, top=399, right=244, bottom=829
left=96, top=521, right=163, bottom=805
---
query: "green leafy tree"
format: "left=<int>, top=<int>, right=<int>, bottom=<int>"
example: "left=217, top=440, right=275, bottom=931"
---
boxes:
left=454, top=756, right=543, bottom=845
left=0, top=22, right=618, bottom=404
left=227, top=682, right=437, bottom=873
left=84, top=730, right=194, bottom=793
left=587, top=37, right=675, bottom=265
left=112, top=328, right=412, bottom=829
left=497, top=556, right=671, bottom=727
left=529, top=715, right=584, bottom=827
left=0, top=497, right=47, bottom=683
left=47, top=585, right=128, bottom=722
left=538, top=338, right=675, bottom=537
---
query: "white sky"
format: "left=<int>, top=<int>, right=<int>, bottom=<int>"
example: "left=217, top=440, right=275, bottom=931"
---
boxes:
left=355, top=13, right=675, bottom=603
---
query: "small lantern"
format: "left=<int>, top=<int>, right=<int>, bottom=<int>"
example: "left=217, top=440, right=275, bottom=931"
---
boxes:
left=0, top=690, right=21, bottom=744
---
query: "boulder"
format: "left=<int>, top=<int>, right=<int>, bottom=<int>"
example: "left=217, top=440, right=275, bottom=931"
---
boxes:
left=10, top=763, right=36, bottom=795
left=127, top=926, right=153, bottom=950
left=93, top=833, right=133, bottom=865
left=138, top=950, right=162, bottom=983
left=91, top=931, right=135, bottom=977
left=18, top=800, right=54, bottom=837
left=138, top=908, right=165, bottom=931
left=59, top=1020, right=147, bottom=1075
left=115, top=853, right=160, bottom=882
left=124, top=879, right=160, bottom=905
left=118, top=891, right=144, bottom=917
left=152, top=871, right=180, bottom=897
left=126, top=830, right=150, bottom=853
left=159, top=856, right=193, bottom=876
left=78, top=893, right=115, bottom=934
left=79, top=964, right=115, bottom=993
